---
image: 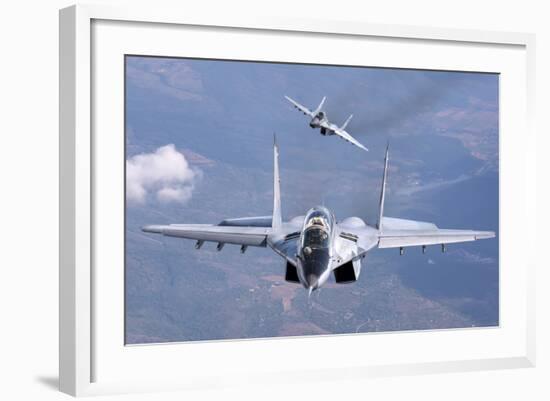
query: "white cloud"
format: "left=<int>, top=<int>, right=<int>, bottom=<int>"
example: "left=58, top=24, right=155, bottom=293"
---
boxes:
left=156, top=186, right=193, bottom=203
left=126, top=144, right=199, bottom=204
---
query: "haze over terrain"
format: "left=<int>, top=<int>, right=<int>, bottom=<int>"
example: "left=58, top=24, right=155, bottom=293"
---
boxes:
left=124, top=56, right=499, bottom=344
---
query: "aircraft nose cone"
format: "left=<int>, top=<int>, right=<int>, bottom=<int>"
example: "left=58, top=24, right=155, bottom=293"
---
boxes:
left=305, top=274, right=319, bottom=290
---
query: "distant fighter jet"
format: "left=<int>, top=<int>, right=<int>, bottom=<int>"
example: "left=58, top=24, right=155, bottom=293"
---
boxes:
left=143, top=139, right=495, bottom=295
left=285, top=95, right=369, bottom=152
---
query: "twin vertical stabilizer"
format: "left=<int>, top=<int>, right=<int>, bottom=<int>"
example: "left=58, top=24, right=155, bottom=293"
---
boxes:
left=377, top=144, right=389, bottom=230
left=313, top=96, right=326, bottom=115
left=340, top=114, right=353, bottom=130
left=272, top=135, right=282, bottom=230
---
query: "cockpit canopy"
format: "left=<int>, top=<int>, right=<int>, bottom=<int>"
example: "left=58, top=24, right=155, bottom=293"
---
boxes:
left=316, top=111, right=326, bottom=119
left=301, top=207, right=334, bottom=249
left=302, top=226, right=329, bottom=249
left=303, top=207, right=333, bottom=231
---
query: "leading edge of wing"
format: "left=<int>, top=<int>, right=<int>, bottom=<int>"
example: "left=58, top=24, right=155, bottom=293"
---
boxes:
left=284, top=95, right=313, bottom=117
left=378, top=228, right=495, bottom=249
left=332, top=128, right=369, bottom=152
left=142, top=224, right=270, bottom=246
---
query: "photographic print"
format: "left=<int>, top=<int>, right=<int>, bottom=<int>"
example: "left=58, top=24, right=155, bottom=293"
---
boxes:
left=124, top=56, right=499, bottom=344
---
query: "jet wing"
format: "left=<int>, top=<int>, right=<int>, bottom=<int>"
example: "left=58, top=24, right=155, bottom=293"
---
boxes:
left=333, top=128, right=369, bottom=152
left=285, top=95, right=314, bottom=117
left=321, top=121, right=368, bottom=152
left=376, top=217, right=495, bottom=249
left=142, top=224, right=270, bottom=246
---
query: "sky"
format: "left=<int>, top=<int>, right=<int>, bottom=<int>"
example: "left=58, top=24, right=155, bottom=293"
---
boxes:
left=124, top=55, right=499, bottom=344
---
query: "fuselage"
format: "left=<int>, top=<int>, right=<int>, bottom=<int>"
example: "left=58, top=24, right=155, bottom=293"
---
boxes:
left=295, top=206, right=335, bottom=292
left=309, top=111, right=331, bottom=135
left=142, top=138, right=495, bottom=297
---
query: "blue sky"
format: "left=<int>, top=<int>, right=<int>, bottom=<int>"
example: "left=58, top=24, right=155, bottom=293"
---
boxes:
left=124, top=56, right=499, bottom=344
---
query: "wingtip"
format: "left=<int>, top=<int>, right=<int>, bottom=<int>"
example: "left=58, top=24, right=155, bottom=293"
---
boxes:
left=475, top=231, right=496, bottom=240
left=142, top=225, right=163, bottom=234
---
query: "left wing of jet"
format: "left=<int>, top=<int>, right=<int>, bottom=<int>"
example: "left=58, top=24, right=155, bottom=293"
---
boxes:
left=349, top=146, right=494, bottom=253
left=321, top=121, right=369, bottom=152
left=284, top=95, right=314, bottom=117
left=372, top=148, right=494, bottom=248
left=336, top=216, right=494, bottom=260
left=332, top=127, right=369, bottom=152
left=377, top=217, right=495, bottom=249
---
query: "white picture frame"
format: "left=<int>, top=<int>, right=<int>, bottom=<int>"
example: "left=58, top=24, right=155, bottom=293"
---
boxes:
left=59, top=4, right=536, bottom=397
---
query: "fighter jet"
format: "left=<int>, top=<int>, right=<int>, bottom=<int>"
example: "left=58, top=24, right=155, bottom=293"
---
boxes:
left=285, top=95, right=369, bottom=152
left=142, top=140, right=495, bottom=294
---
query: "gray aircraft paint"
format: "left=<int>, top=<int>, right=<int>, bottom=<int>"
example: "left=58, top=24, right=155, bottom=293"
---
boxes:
left=284, top=95, right=369, bottom=152
left=143, top=141, right=495, bottom=293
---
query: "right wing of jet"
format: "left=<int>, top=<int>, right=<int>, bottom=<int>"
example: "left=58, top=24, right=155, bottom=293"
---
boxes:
left=284, top=95, right=314, bottom=117
left=142, top=136, right=297, bottom=251
left=377, top=217, right=495, bottom=249
left=142, top=222, right=271, bottom=247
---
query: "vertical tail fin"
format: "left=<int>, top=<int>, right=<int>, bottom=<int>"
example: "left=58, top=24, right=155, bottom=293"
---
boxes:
left=377, top=144, right=389, bottom=230
left=340, top=114, right=353, bottom=130
left=272, top=135, right=282, bottom=230
left=313, top=96, right=326, bottom=115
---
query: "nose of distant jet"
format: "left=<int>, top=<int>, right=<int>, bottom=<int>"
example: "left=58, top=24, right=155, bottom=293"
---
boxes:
left=304, top=273, right=319, bottom=291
